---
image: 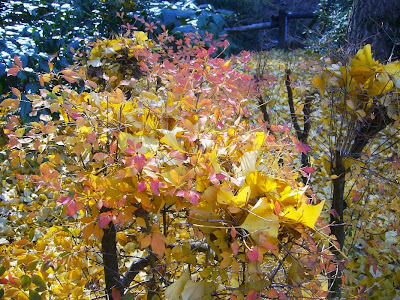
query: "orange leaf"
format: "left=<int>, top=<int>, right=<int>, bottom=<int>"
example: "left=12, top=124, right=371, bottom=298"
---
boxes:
left=82, top=223, right=94, bottom=239
left=151, top=233, right=165, bottom=257
left=140, top=234, right=151, bottom=249
left=14, top=55, right=23, bottom=68
left=11, top=88, right=21, bottom=99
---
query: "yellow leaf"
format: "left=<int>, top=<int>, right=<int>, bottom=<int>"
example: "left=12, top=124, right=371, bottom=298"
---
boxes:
left=217, top=182, right=234, bottom=205
left=18, top=254, right=37, bottom=265
left=279, top=186, right=306, bottom=206
left=244, top=171, right=277, bottom=198
left=240, top=198, right=279, bottom=243
left=69, top=268, right=82, bottom=282
left=165, top=271, right=191, bottom=300
left=15, top=128, right=25, bottom=137
left=116, top=88, right=124, bottom=103
left=253, top=132, right=265, bottom=151
left=159, top=129, right=187, bottom=153
left=231, top=186, right=250, bottom=207
left=181, top=280, right=216, bottom=300
left=282, top=200, right=325, bottom=230
left=312, top=75, right=326, bottom=95
left=36, top=238, right=46, bottom=251
left=295, top=103, right=304, bottom=115
left=350, top=44, right=376, bottom=84
left=134, top=31, right=149, bottom=43
left=234, top=151, right=260, bottom=179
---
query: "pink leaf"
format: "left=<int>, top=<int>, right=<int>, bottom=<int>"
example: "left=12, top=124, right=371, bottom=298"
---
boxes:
left=137, top=181, right=146, bottom=192
left=86, top=132, right=97, bottom=143
left=133, top=154, right=146, bottom=172
left=170, top=150, right=187, bottom=160
left=149, top=180, right=161, bottom=196
left=188, top=190, right=201, bottom=206
left=209, top=173, right=226, bottom=185
left=117, top=195, right=127, bottom=207
left=58, top=196, right=73, bottom=205
left=223, top=40, right=230, bottom=48
left=99, top=212, right=112, bottom=228
left=7, top=68, right=19, bottom=77
left=353, top=192, right=360, bottom=201
left=247, top=246, right=259, bottom=262
left=295, top=142, right=313, bottom=155
left=176, top=190, right=186, bottom=197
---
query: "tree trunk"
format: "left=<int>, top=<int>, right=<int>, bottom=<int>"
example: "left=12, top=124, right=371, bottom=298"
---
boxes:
left=102, top=222, right=124, bottom=299
left=347, top=0, right=400, bottom=61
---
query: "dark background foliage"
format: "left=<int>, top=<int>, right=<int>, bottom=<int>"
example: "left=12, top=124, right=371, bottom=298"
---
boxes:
left=0, top=0, right=352, bottom=113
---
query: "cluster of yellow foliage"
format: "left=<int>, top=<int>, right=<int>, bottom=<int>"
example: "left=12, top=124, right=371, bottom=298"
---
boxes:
left=0, top=29, right=332, bottom=299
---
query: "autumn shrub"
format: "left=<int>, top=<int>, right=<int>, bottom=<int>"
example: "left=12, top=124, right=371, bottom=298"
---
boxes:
left=249, top=43, right=400, bottom=299
left=0, top=25, right=334, bottom=299
left=312, top=44, right=400, bottom=298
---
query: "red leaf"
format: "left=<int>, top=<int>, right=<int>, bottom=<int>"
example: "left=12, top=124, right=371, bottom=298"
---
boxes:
left=279, top=291, right=287, bottom=300
left=372, top=264, right=378, bottom=275
left=0, top=278, right=8, bottom=284
left=303, top=166, right=315, bottom=173
left=329, top=209, right=340, bottom=218
left=295, top=142, right=313, bottom=154
left=245, top=291, right=258, bottom=300
left=247, top=246, right=259, bottom=262
left=67, top=200, right=78, bottom=217
left=230, top=227, right=237, bottom=239
left=112, top=287, right=121, bottom=300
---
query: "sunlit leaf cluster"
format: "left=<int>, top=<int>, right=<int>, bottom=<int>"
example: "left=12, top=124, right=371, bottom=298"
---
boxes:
left=0, top=25, right=334, bottom=299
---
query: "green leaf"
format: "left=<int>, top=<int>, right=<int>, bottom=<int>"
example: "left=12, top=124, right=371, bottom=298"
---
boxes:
left=122, top=294, right=136, bottom=300
left=26, top=260, right=39, bottom=272
left=21, top=275, right=31, bottom=289
left=29, top=290, right=41, bottom=300
left=0, top=266, right=5, bottom=277
left=0, top=288, right=4, bottom=298
left=28, top=229, right=35, bottom=241
left=32, top=274, right=46, bottom=291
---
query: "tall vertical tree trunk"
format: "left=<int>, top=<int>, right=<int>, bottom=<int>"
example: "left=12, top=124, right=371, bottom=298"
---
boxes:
left=102, top=222, right=124, bottom=299
left=347, top=0, right=400, bottom=61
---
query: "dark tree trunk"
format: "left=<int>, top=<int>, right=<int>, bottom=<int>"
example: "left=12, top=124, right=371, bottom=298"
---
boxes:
left=102, top=222, right=124, bottom=298
left=347, top=0, right=400, bottom=61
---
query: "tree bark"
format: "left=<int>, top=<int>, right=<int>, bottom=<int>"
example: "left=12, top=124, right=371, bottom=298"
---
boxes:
left=102, top=222, right=124, bottom=298
left=347, top=0, right=400, bottom=61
